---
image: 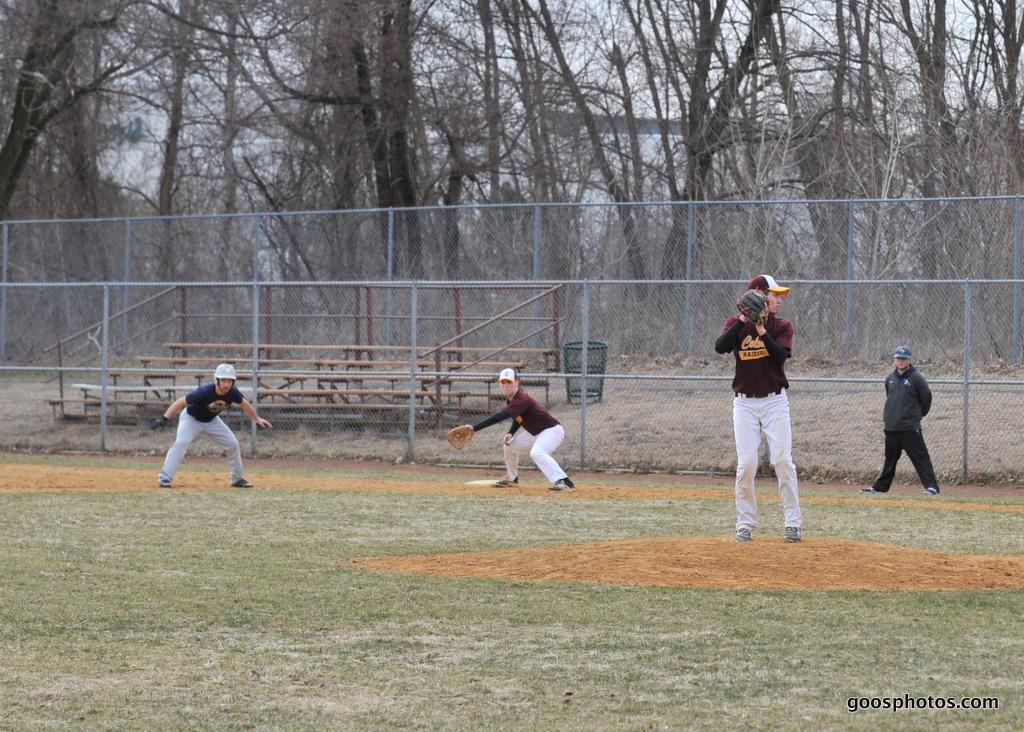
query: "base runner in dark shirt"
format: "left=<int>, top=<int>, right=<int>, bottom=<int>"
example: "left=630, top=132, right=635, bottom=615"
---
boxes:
left=714, top=275, right=802, bottom=543
left=469, top=368, right=575, bottom=492
left=152, top=363, right=272, bottom=489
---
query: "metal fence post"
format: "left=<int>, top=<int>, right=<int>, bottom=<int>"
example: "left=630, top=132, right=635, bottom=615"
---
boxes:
left=122, top=218, right=132, bottom=357
left=1014, top=197, right=1021, bottom=364
left=100, top=283, right=111, bottom=452
left=579, top=280, right=590, bottom=470
left=963, top=278, right=971, bottom=483
left=386, top=209, right=395, bottom=346
left=845, top=201, right=855, bottom=361
left=532, top=204, right=541, bottom=349
left=407, top=281, right=418, bottom=463
left=251, top=215, right=262, bottom=456
left=683, top=202, right=694, bottom=357
left=1, top=221, right=7, bottom=361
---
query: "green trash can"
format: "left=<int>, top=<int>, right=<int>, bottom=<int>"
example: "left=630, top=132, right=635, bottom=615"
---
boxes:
left=563, top=341, right=608, bottom=404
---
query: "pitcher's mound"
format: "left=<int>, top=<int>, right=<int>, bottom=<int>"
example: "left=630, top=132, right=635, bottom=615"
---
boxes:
left=355, top=535, right=1024, bottom=590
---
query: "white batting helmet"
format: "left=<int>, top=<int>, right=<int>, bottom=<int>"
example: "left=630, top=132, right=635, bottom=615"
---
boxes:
left=213, top=363, right=237, bottom=381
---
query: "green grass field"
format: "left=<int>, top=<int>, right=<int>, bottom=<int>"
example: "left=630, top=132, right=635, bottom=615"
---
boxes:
left=1, top=456, right=1022, bottom=731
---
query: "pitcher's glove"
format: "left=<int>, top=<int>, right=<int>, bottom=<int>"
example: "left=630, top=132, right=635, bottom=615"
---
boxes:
left=149, top=416, right=169, bottom=430
left=737, top=289, right=769, bottom=325
left=446, top=424, right=475, bottom=450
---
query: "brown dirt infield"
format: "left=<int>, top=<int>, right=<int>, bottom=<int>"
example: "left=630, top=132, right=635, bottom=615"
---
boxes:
left=4, top=456, right=1024, bottom=592
left=354, top=536, right=1024, bottom=591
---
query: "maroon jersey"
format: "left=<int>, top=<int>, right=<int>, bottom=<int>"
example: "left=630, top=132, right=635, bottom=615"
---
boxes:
left=504, top=388, right=560, bottom=436
left=719, top=314, right=793, bottom=394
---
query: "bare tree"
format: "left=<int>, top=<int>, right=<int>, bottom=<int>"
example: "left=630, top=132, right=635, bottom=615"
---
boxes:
left=227, top=0, right=424, bottom=274
left=155, top=0, right=194, bottom=217
left=962, top=0, right=1024, bottom=188
left=522, top=0, right=647, bottom=284
left=650, top=0, right=784, bottom=277
left=0, top=0, right=126, bottom=220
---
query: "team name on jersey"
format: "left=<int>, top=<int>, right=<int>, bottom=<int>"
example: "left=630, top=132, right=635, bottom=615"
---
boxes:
left=739, top=335, right=769, bottom=360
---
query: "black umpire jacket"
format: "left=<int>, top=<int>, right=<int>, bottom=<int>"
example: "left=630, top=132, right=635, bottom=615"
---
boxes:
left=882, top=365, right=932, bottom=432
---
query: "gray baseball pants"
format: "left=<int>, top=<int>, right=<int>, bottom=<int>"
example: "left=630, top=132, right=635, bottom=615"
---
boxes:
left=158, top=411, right=245, bottom=484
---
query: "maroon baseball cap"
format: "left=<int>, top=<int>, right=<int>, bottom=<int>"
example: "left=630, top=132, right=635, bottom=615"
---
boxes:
left=747, top=274, right=791, bottom=294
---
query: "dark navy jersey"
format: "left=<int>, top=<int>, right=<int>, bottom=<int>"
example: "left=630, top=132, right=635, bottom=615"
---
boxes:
left=185, top=383, right=243, bottom=423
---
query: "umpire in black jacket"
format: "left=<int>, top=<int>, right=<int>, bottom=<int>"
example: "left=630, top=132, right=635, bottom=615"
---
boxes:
left=862, top=346, right=940, bottom=495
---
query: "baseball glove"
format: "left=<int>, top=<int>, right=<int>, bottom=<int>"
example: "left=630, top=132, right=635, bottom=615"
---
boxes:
left=149, top=416, right=169, bottom=430
left=737, top=289, right=770, bottom=325
left=446, top=424, right=474, bottom=450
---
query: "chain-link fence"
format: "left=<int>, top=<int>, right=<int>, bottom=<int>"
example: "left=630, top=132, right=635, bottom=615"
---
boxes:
left=5, top=196, right=1024, bottom=286
left=4, top=274, right=1024, bottom=485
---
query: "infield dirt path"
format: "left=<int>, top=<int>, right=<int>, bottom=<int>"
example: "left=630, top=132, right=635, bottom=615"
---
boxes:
left=4, top=456, right=1024, bottom=591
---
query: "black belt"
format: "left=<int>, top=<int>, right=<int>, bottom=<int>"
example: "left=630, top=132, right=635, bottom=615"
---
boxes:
left=737, top=390, right=781, bottom=399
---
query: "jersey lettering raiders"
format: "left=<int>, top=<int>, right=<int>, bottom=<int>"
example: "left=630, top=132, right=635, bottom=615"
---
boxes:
left=722, top=315, right=792, bottom=395
left=738, top=334, right=770, bottom=360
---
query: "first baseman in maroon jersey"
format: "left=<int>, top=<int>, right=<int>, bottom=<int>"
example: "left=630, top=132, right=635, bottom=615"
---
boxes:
left=470, top=368, right=575, bottom=491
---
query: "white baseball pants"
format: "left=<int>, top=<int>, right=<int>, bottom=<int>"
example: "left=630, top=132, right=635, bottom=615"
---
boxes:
left=504, top=424, right=568, bottom=485
left=158, top=411, right=245, bottom=484
left=732, top=390, right=802, bottom=530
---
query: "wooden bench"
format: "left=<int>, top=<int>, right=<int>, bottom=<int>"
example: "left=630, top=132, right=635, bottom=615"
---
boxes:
left=71, top=382, right=199, bottom=402
left=75, top=369, right=547, bottom=397
left=102, top=369, right=373, bottom=393
left=256, top=387, right=474, bottom=400
left=144, top=355, right=521, bottom=368
left=249, top=367, right=523, bottom=394
left=127, top=359, right=528, bottom=396
left=98, top=371, right=254, bottom=391
left=138, top=356, right=440, bottom=372
left=430, top=346, right=561, bottom=371
left=161, top=342, right=553, bottom=367
left=163, top=342, right=416, bottom=360
left=47, top=395, right=486, bottom=428
left=52, top=336, right=550, bottom=425
left=413, top=375, right=551, bottom=410
left=47, top=396, right=369, bottom=425
left=53, top=379, right=498, bottom=425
